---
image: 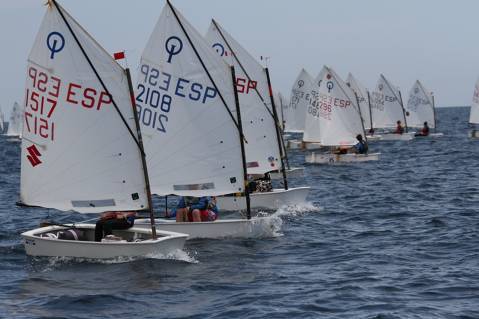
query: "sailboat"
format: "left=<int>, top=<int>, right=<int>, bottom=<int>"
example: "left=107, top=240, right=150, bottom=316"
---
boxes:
left=270, top=91, right=304, bottom=179
left=20, top=0, right=187, bottom=258
left=0, top=105, right=4, bottom=134
left=370, top=74, right=414, bottom=141
left=304, top=66, right=380, bottom=164
left=6, top=102, right=23, bottom=138
left=132, top=1, right=281, bottom=238
left=205, top=19, right=309, bottom=211
left=345, top=73, right=380, bottom=140
left=405, top=80, right=443, bottom=138
left=301, top=68, right=327, bottom=151
left=285, top=69, right=314, bottom=133
left=469, top=78, right=479, bottom=138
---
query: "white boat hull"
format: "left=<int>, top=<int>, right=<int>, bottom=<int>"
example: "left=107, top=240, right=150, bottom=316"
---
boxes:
left=416, top=132, right=444, bottom=138
left=379, top=132, right=415, bottom=141
left=366, top=135, right=382, bottom=141
left=22, top=224, right=187, bottom=259
left=304, top=142, right=322, bottom=150
left=470, top=130, right=479, bottom=138
left=287, top=139, right=303, bottom=149
left=270, top=167, right=304, bottom=179
left=217, top=186, right=310, bottom=211
left=305, top=152, right=380, bottom=164
left=135, top=218, right=278, bottom=239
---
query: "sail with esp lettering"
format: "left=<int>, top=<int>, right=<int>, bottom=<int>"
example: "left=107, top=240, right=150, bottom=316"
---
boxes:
left=304, top=66, right=364, bottom=146
left=136, top=3, right=244, bottom=196
left=370, top=74, right=406, bottom=129
left=205, top=20, right=281, bottom=174
left=20, top=2, right=148, bottom=213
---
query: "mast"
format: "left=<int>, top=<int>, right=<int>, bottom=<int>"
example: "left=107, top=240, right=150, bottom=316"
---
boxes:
left=398, top=90, right=408, bottom=132
left=367, top=90, right=374, bottom=133
left=125, top=68, right=157, bottom=238
left=265, top=68, right=288, bottom=190
left=52, top=0, right=142, bottom=151
left=231, top=66, right=251, bottom=219
left=354, top=92, right=368, bottom=142
left=381, top=75, right=407, bottom=133
left=53, top=0, right=154, bottom=232
left=431, top=93, right=437, bottom=132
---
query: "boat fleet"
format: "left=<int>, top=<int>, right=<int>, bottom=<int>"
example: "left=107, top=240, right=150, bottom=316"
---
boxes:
left=283, top=67, right=444, bottom=163
left=2, top=0, right=477, bottom=260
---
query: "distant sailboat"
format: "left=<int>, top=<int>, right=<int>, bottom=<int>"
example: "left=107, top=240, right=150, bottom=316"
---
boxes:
left=0, top=105, right=4, bottom=133
left=469, top=78, right=479, bottom=138
left=20, top=0, right=187, bottom=258
left=304, top=66, right=379, bottom=163
left=6, top=102, right=23, bottom=138
left=285, top=68, right=314, bottom=133
left=405, top=80, right=443, bottom=138
left=370, top=74, right=414, bottom=141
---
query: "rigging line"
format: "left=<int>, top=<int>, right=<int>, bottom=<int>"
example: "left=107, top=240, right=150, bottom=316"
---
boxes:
left=166, top=1, right=245, bottom=142
left=211, top=19, right=277, bottom=122
left=52, top=0, right=144, bottom=154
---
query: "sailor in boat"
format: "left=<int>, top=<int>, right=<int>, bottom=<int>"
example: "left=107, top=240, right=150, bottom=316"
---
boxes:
left=247, top=173, right=273, bottom=193
left=395, top=120, right=405, bottom=134
left=415, top=121, right=430, bottom=137
left=176, top=197, right=218, bottom=222
left=352, top=134, right=368, bottom=154
left=94, top=211, right=136, bottom=242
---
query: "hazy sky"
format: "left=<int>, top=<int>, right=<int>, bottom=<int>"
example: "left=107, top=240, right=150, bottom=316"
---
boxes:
left=0, top=0, right=478, bottom=115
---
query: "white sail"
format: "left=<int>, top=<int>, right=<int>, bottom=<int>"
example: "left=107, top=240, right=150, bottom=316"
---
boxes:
left=285, top=69, right=314, bottom=132
left=346, top=73, right=372, bottom=130
left=20, top=2, right=148, bottom=213
left=370, top=74, right=406, bottom=129
left=406, top=80, right=435, bottom=128
left=6, top=102, right=23, bottom=137
left=470, top=78, right=479, bottom=124
left=136, top=3, right=244, bottom=196
left=0, top=105, right=4, bottom=133
left=205, top=20, right=281, bottom=174
left=304, top=66, right=363, bottom=146
left=303, top=68, right=327, bottom=142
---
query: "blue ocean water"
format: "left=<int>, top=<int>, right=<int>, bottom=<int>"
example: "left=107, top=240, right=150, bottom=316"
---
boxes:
left=0, top=107, right=478, bottom=319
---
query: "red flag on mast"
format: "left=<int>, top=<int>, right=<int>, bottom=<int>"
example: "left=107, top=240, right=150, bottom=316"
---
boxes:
left=113, top=51, right=125, bottom=60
